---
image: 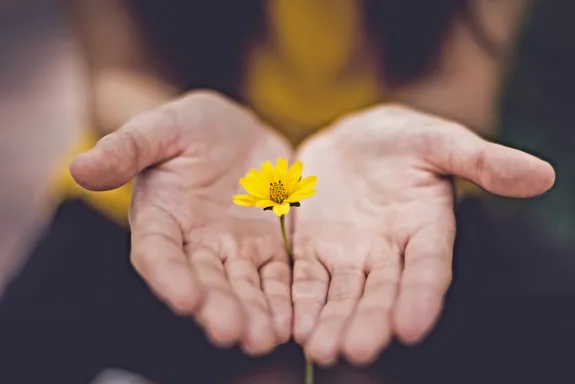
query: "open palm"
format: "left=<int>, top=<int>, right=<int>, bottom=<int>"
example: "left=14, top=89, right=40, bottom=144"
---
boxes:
left=291, top=105, right=555, bottom=365
left=72, top=92, right=293, bottom=355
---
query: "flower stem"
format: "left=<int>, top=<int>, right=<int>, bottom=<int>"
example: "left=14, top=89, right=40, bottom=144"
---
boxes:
left=278, top=215, right=314, bottom=384
left=279, top=215, right=293, bottom=259
left=305, top=355, right=314, bottom=384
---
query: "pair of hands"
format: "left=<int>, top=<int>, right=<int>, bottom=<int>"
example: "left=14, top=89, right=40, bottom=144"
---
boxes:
left=71, top=91, right=554, bottom=366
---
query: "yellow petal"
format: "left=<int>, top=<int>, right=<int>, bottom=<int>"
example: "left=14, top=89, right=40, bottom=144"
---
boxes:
left=255, top=199, right=276, bottom=208
left=286, top=161, right=303, bottom=191
left=233, top=194, right=260, bottom=206
left=272, top=202, right=291, bottom=217
left=245, top=172, right=266, bottom=189
left=261, top=161, right=276, bottom=183
left=275, top=158, right=288, bottom=182
left=240, top=177, right=268, bottom=199
left=249, top=168, right=269, bottom=186
left=285, top=189, right=316, bottom=203
left=292, top=176, right=317, bottom=194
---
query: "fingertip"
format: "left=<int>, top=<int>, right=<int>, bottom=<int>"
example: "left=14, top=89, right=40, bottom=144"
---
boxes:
left=392, top=290, right=443, bottom=345
left=304, top=324, right=342, bottom=367
left=305, top=339, right=338, bottom=368
left=342, top=322, right=391, bottom=367
left=202, top=296, right=245, bottom=348
left=241, top=338, right=277, bottom=357
left=342, top=344, right=379, bottom=367
left=241, top=309, right=279, bottom=356
left=206, top=328, right=240, bottom=349
left=165, top=281, right=204, bottom=316
left=205, top=319, right=244, bottom=349
left=241, top=332, right=278, bottom=357
left=70, top=148, right=128, bottom=191
left=539, top=160, right=556, bottom=193
left=69, top=151, right=97, bottom=189
left=515, top=153, right=556, bottom=196
left=274, top=311, right=293, bottom=344
left=71, top=132, right=142, bottom=191
left=149, top=267, right=204, bottom=316
left=293, top=313, right=316, bottom=344
left=484, top=145, right=557, bottom=198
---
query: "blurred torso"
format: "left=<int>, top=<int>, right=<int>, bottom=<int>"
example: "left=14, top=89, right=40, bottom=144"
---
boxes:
left=72, top=0, right=530, bottom=141
left=56, top=0, right=530, bottom=223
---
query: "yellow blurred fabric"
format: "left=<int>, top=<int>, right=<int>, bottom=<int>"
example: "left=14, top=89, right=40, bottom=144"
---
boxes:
left=52, top=0, right=480, bottom=227
left=243, top=0, right=383, bottom=145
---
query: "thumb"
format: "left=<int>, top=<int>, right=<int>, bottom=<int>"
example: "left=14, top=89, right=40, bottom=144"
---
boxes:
left=71, top=108, right=184, bottom=191
left=429, top=124, right=555, bottom=198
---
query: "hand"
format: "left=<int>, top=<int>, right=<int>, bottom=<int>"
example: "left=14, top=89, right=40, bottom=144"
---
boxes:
left=71, top=91, right=293, bottom=355
left=291, top=104, right=555, bottom=365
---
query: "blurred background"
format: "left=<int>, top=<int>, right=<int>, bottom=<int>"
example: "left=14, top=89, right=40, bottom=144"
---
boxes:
left=1, top=0, right=575, bottom=383
left=0, top=0, right=85, bottom=294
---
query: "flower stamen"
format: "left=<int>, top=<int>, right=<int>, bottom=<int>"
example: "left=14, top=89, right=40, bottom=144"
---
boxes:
left=269, top=181, right=288, bottom=203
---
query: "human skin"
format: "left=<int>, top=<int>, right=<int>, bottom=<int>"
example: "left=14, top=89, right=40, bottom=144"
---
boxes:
left=291, top=104, right=554, bottom=365
left=71, top=91, right=554, bottom=365
left=65, top=0, right=546, bottom=366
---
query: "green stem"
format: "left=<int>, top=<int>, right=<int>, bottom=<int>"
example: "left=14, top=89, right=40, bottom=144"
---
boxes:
left=305, top=355, right=314, bottom=384
left=279, top=215, right=293, bottom=259
left=278, top=215, right=314, bottom=384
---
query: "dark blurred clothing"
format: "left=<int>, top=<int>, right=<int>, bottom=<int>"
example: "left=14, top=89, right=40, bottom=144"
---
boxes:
left=499, top=0, right=575, bottom=248
left=1, top=197, right=574, bottom=384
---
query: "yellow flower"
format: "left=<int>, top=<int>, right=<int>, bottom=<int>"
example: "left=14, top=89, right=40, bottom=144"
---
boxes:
left=233, top=158, right=317, bottom=217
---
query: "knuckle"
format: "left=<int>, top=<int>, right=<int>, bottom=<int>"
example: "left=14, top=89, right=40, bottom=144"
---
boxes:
left=261, top=263, right=291, bottom=285
left=293, top=266, right=327, bottom=287
left=188, top=89, right=226, bottom=103
left=155, top=104, right=182, bottom=130
left=328, top=290, right=359, bottom=302
left=183, top=89, right=234, bottom=113
left=109, top=127, right=151, bottom=173
left=474, top=144, right=488, bottom=181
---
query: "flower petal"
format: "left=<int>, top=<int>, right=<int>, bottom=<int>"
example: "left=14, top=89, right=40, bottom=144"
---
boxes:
left=276, top=158, right=288, bottom=182
left=272, top=202, right=291, bottom=217
left=233, top=194, right=260, bottom=206
left=261, top=161, right=277, bottom=183
left=285, top=188, right=316, bottom=203
left=249, top=168, right=269, bottom=186
left=286, top=161, right=303, bottom=192
left=255, top=199, right=276, bottom=208
left=291, top=175, right=317, bottom=195
left=240, top=177, right=268, bottom=199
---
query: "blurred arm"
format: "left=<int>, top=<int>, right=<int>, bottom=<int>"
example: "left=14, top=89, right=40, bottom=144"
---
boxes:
left=389, top=0, right=531, bottom=138
left=60, top=0, right=178, bottom=134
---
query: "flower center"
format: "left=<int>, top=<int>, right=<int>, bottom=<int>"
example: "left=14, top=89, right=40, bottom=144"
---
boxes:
left=269, top=181, right=288, bottom=203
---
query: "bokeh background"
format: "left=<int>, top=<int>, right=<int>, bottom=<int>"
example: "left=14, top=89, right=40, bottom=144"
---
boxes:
left=2, top=1, right=575, bottom=383
left=0, top=0, right=84, bottom=295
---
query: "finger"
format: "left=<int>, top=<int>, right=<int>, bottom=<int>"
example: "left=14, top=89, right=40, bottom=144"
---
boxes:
left=342, top=255, right=401, bottom=366
left=225, top=258, right=277, bottom=356
left=130, top=205, right=203, bottom=315
left=189, top=248, right=245, bottom=348
left=292, top=258, right=330, bottom=344
left=428, top=123, right=555, bottom=197
left=71, top=106, right=185, bottom=191
left=393, top=221, right=454, bottom=345
left=260, top=259, right=293, bottom=344
left=305, top=264, right=365, bottom=366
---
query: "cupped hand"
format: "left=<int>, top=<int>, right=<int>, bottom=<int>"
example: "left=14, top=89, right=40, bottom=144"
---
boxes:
left=291, top=104, right=555, bottom=366
left=71, top=91, right=293, bottom=355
